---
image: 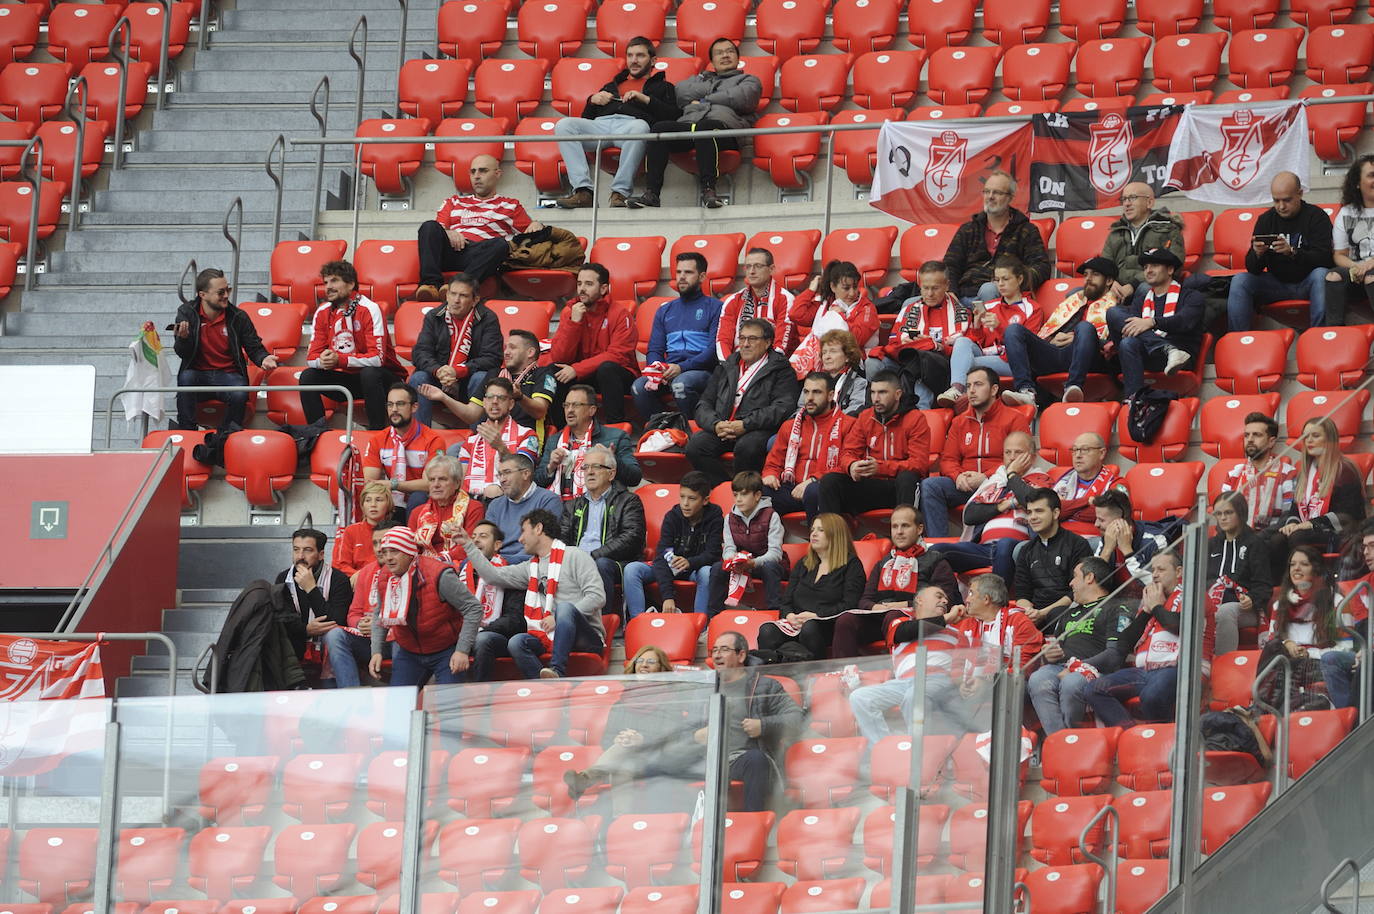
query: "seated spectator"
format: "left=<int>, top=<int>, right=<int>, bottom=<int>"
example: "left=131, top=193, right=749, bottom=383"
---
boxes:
left=792, top=260, right=882, bottom=368
left=1280, top=417, right=1368, bottom=555
left=1326, top=154, right=1374, bottom=325
left=921, top=367, right=1032, bottom=537
left=943, top=169, right=1051, bottom=304
left=817, top=370, right=928, bottom=516
left=300, top=260, right=406, bottom=430
left=687, top=318, right=801, bottom=487
left=1001, top=258, right=1119, bottom=406
left=1221, top=411, right=1299, bottom=534
left=631, top=252, right=722, bottom=422
left=1257, top=545, right=1341, bottom=708
left=409, top=274, right=503, bottom=425
left=1014, top=488, right=1095, bottom=626
left=537, top=384, right=643, bottom=496
left=361, top=382, right=448, bottom=517
left=548, top=263, right=639, bottom=423
left=832, top=505, right=962, bottom=658
left=1227, top=171, right=1334, bottom=331
left=459, top=507, right=608, bottom=679
left=1209, top=491, right=1276, bottom=656
left=1106, top=247, right=1204, bottom=399
left=553, top=37, right=680, bottom=209
left=276, top=527, right=354, bottom=668
left=762, top=371, right=853, bottom=520
left=485, top=454, right=566, bottom=562
left=627, top=38, right=762, bottom=210
left=1101, top=182, right=1185, bottom=304
left=807, top=329, right=868, bottom=417
left=413, top=154, right=539, bottom=300
left=1082, top=552, right=1186, bottom=728
left=1032, top=432, right=1120, bottom=537
left=937, top=254, right=1043, bottom=410
left=409, top=454, right=487, bottom=562
left=942, top=573, right=1044, bottom=732
left=171, top=267, right=277, bottom=430
left=367, top=526, right=483, bottom=686
left=929, top=430, right=1050, bottom=584
left=1027, top=556, right=1131, bottom=735
left=867, top=260, right=972, bottom=408
left=420, top=329, right=558, bottom=446
left=459, top=520, right=526, bottom=682
left=756, top=514, right=866, bottom=661
left=707, top=471, right=789, bottom=614
left=560, top=443, right=647, bottom=616
left=325, top=519, right=398, bottom=688
left=718, top=247, right=798, bottom=359
left=622, top=471, right=724, bottom=618
left=453, top=378, right=540, bottom=501
left=334, top=480, right=394, bottom=581
left=1093, top=488, right=1177, bottom=584
left=1321, top=519, right=1373, bottom=709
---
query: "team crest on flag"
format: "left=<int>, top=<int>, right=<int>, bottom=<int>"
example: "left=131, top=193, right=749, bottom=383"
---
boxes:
left=1164, top=100, right=1308, bottom=205
left=1217, top=108, right=1265, bottom=190
left=0, top=634, right=105, bottom=701
left=1088, top=113, right=1133, bottom=196
left=873, top=120, right=1033, bottom=224
left=1028, top=107, right=1183, bottom=212
left=922, top=130, right=969, bottom=206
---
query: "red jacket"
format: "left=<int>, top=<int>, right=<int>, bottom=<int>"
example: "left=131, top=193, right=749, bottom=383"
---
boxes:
left=940, top=400, right=1032, bottom=479
left=347, top=562, right=381, bottom=627
left=841, top=407, right=931, bottom=477
left=547, top=295, right=639, bottom=376
left=306, top=294, right=404, bottom=374
left=334, top=520, right=378, bottom=576
left=763, top=408, right=852, bottom=482
left=949, top=608, right=1044, bottom=671
left=966, top=297, right=1045, bottom=358
left=390, top=555, right=466, bottom=654
left=790, top=290, right=880, bottom=349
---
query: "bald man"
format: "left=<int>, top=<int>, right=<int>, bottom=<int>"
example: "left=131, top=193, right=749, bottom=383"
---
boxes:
left=1228, top=171, right=1334, bottom=331
left=414, top=154, right=545, bottom=301
left=1100, top=182, right=1184, bottom=302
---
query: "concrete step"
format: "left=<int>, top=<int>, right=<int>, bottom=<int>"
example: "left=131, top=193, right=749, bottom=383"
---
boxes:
left=121, top=147, right=356, bottom=167
left=181, top=587, right=249, bottom=603
left=25, top=269, right=271, bottom=287
left=191, top=49, right=418, bottom=72
left=95, top=184, right=322, bottom=212
left=234, top=0, right=442, bottom=11
left=0, top=332, right=159, bottom=349
left=107, top=164, right=339, bottom=194
left=79, top=210, right=315, bottom=227
left=62, top=227, right=299, bottom=253
left=150, top=105, right=361, bottom=133
left=115, top=672, right=202, bottom=697
left=163, top=605, right=231, bottom=633
left=156, top=88, right=402, bottom=108
left=50, top=250, right=274, bottom=275
left=134, top=630, right=215, bottom=670
left=180, top=68, right=405, bottom=95
left=15, top=289, right=224, bottom=309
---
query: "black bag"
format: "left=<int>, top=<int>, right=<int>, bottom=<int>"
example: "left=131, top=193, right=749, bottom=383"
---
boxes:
left=279, top=417, right=333, bottom=461
left=1126, top=388, right=1179, bottom=444
left=191, top=421, right=244, bottom=468
left=644, top=411, right=690, bottom=434
left=1200, top=706, right=1272, bottom=767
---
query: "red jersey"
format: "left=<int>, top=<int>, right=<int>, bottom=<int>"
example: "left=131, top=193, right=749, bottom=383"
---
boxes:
left=306, top=294, right=404, bottom=374
left=435, top=193, right=531, bottom=243
left=193, top=308, right=234, bottom=370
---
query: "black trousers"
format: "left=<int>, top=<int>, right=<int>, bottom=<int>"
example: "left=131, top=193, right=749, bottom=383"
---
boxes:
left=686, top=429, right=772, bottom=487
left=757, top=616, right=837, bottom=661
left=298, top=365, right=403, bottom=430
left=817, top=470, right=922, bottom=515
left=1325, top=268, right=1374, bottom=326
left=417, top=220, right=511, bottom=287
left=644, top=119, right=738, bottom=192
left=568, top=361, right=636, bottom=422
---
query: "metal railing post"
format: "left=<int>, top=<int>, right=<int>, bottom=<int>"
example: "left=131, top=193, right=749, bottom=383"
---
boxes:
left=889, top=647, right=928, bottom=914
left=19, top=136, right=43, bottom=292
left=822, top=130, right=835, bottom=238
left=197, top=0, right=211, bottom=51
left=154, top=0, right=172, bottom=111
left=696, top=692, right=729, bottom=914
left=347, top=16, right=368, bottom=254
left=178, top=257, right=199, bottom=304
left=89, top=719, right=122, bottom=914
left=222, top=196, right=243, bottom=300
left=107, top=17, right=132, bottom=170
left=1252, top=653, right=1294, bottom=796
left=1167, top=523, right=1210, bottom=900
left=1321, top=858, right=1361, bottom=913
left=308, top=76, right=330, bottom=240
left=983, top=664, right=1026, bottom=914
left=62, top=75, right=90, bottom=232
left=266, top=135, right=286, bottom=250
left=397, top=708, right=428, bottom=914
left=395, top=0, right=409, bottom=112
left=590, top=137, right=603, bottom=247
left=1078, top=805, right=1120, bottom=914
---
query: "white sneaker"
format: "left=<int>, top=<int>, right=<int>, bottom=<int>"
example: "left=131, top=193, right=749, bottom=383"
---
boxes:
left=936, top=386, right=964, bottom=407
left=1001, top=387, right=1036, bottom=407
left=1062, top=384, right=1084, bottom=403
left=1163, top=346, right=1191, bottom=375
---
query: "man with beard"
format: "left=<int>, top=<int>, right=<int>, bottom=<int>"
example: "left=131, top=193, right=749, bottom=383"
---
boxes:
left=1014, top=488, right=1095, bottom=625
left=420, top=329, right=557, bottom=447
left=451, top=378, right=540, bottom=501
left=537, top=384, right=643, bottom=497
left=275, top=527, right=353, bottom=666
left=817, top=370, right=929, bottom=516
left=942, top=169, right=1051, bottom=304
left=1221, top=412, right=1299, bottom=533
left=361, top=383, right=448, bottom=517
left=171, top=267, right=278, bottom=429
left=548, top=263, right=639, bottom=422
left=1106, top=247, right=1204, bottom=399
left=409, top=274, right=504, bottom=426
left=761, top=372, right=852, bottom=520
left=486, top=454, right=565, bottom=561
left=717, top=247, right=798, bottom=358
left=632, top=252, right=723, bottom=421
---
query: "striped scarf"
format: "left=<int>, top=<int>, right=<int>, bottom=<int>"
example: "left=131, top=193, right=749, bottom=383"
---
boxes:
left=523, top=541, right=566, bottom=649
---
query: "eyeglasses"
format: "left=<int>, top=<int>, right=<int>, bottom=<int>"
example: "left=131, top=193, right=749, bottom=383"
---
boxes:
left=385, top=401, right=413, bottom=409
left=565, top=400, right=594, bottom=409
left=1121, top=195, right=1149, bottom=203
left=737, top=334, right=767, bottom=343
left=710, top=646, right=743, bottom=655
left=1070, top=446, right=1104, bottom=454
left=585, top=463, right=615, bottom=471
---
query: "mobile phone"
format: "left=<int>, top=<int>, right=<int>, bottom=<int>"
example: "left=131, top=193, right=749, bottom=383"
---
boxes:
left=1253, top=234, right=1281, bottom=244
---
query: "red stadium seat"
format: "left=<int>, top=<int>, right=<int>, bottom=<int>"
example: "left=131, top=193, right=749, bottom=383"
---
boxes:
left=518, top=816, right=596, bottom=890
left=266, top=365, right=330, bottom=427
left=474, top=58, right=549, bottom=123
left=358, top=820, right=438, bottom=893
left=1135, top=0, right=1203, bottom=35
left=1116, top=724, right=1175, bottom=790
left=1030, top=795, right=1112, bottom=865
left=298, top=899, right=380, bottom=914
left=754, top=0, right=825, bottom=60
left=926, top=46, right=1002, bottom=106
left=1040, top=728, right=1121, bottom=796
left=1000, top=42, right=1073, bottom=100
left=1053, top=216, right=1113, bottom=275
left=785, top=737, right=866, bottom=807
left=0, top=4, right=41, bottom=65
left=1296, top=325, right=1372, bottom=389
left=0, top=62, right=74, bottom=123
left=855, top=537, right=896, bottom=574
left=697, top=816, right=775, bottom=883
left=949, top=801, right=1032, bottom=870
left=595, top=0, right=668, bottom=56
left=746, top=229, right=819, bottom=288
left=905, top=0, right=974, bottom=48
left=821, top=226, right=897, bottom=286
left=906, top=103, right=981, bottom=119
left=270, top=239, right=347, bottom=305
left=778, top=55, right=851, bottom=113
left=126, top=1, right=194, bottom=62
left=357, top=117, right=432, bottom=196
left=851, top=50, right=923, bottom=109
left=722, top=882, right=785, bottom=914
left=1114, top=791, right=1173, bottom=858
left=446, top=746, right=530, bottom=817
left=982, top=0, right=1050, bottom=46
left=829, top=108, right=901, bottom=187
left=1226, top=28, right=1302, bottom=89
left=0, top=121, right=34, bottom=180
left=1059, top=96, right=1133, bottom=114
left=1023, top=865, right=1103, bottom=914
left=605, top=812, right=690, bottom=885
left=1209, top=205, right=1270, bottom=272
left=438, top=817, right=522, bottom=891
left=986, top=100, right=1061, bottom=117
left=1290, top=0, right=1356, bottom=26
left=1301, top=83, right=1374, bottom=163
left=224, top=430, right=299, bottom=508
left=551, top=57, right=622, bottom=117
left=625, top=612, right=706, bottom=664
left=636, top=295, right=669, bottom=354
left=862, top=804, right=950, bottom=872
left=735, top=55, right=778, bottom=111
left=1287, top=707, right=1356, bottom=779
left=33, top=118, right=109, bottom=184
left=622, top=886, right=699, bottom=914
left=355, top=239, right=420, bottom=314
left=542, top=888, right=625, bottom=914
left=567, top=680, right=626, bottom=745
left=1151, top=32, right=1226, bottom=93
left=1036, top=403, right=1120, bottom=465
left=140, top=903, right=218, bottom=914
left=1058, top=0, right=1125, bottom=39
left=220, top=901, right=299, bottom=914
left=832, top=0, right=898, bottom=53
left=186, top=826, right=272, bottom=900
left=751, top=112, right=826, bottom=190
left=113, top=827, right=183, bottom=903
left=456, top=892, right=541, bottom=914
left=1210, top=651, right=1262, bottom=710
left=398, top=58, right=470, bottom=124
left=1200, top=782, right=1271, bottom=853
left=489, top=299, right=556, bottom=340
left=780, top=879, right=865, bottom=914
left=1213, top=87, right=1289, bottom=104
left=143, top=430, right=212, bottom=508
left=46, top=3, right=122, bottom=64
left=1121, top=462, right=1204, bottom=521
left=1116, top=397, right=1198, bottom=462
left=242, top=301, right=306, bottom=362
left=1199, top=394, right=1281, bottom=458
left=434, top=116, right=510, bottom=191
left=281, top=752, right=364, bottom=823
left=1285, top=389, right=1370, bottom=447
left=590, top=235, right=665, bottom=301
left=198, top=755, right=278, bottom=825
left=489, top=681, right=574, bottom=748
left=272, top=822, right=357, bottom=896
left=869, top=733, right=957, bottom=801
left=807, top=669, right=885, bottom=737
left=438, top=0, right=511, bottom=61
left=674, top=0, right=747, bottom=58
left=707, top=610, right=781, bottom=660
left=367, top=749, right=448, bottom=820
left=671, top=232, right=746, bottom=294
left=517, top=0, right=588, bottom=61
left=870, top=875, right=952, bottom=909
left=1073, top=37, right=1151, bottom=98
left=82, top=59, right=149, bottom=122
left=1206, top=458, right=1245, bottom=506
left=638, top=484, right=679, bottom=557
left=1212, top=0, right=1279, bottom=30
left=898, top=223, right=960, bottom=279
left=1118, top=860, right=1171, bottom=914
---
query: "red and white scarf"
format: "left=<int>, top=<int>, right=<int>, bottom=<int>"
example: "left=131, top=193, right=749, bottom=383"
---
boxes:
left=1053, top=466, right=1118, bottom=506
left=1297, top=464, right=1331, bottom=521
left=890, top=613, right=960, bottom=679
left=732, top=356, right=770, bottom=418
left=878, top=544, right=927, bottom=592
left=523, top=541, right=566, bottom=649
left=1135, top=588, right=1183, bottom=670
left=384, top=422, right=422, bottom=507
left=964, top=467, right=1050, bottom=543
left=723, top=553, right=754, bottom=606
left=464, top=416, right=527, bottom=494
left=641, top=361, right=668, bottom=391
left=445, top=308, right=477, bottom=373
left=463, top=554, right=507, bottom=625
left=1140, top=281, right=1180, bottom=322
left=781, top=407, right=845, bottom=485
left=1228, top=456, right=1297, bottom=528
left=896, top=292, right=969, bottom=346
left=326, top=296, right=363, bottom=355
left=551, top=423, right=595, bottom=498
left=377, top=527, right=421, bottom=628
left=412, top=492, right=472, bottom=562
left=959, top=608, right=1018, bottom=677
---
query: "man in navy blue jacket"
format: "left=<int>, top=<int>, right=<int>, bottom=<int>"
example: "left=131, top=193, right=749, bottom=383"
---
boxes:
left=622, top=471, right=724, bottom=617
left=1106, top=247, right=1205, bottom=399
left=631, top=252, right=722, bottom=422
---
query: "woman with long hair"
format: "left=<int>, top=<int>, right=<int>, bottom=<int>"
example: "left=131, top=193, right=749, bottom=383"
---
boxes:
left=756, top=513, right=866, bottom=661
left=1280, top=417, right=1367, bottom=554
left=1208, top=491, right=1276, bottom=656
left=1258, top=545, right=1340, bottom=707
left=807, top=328, right=869, bottom=416
left=790, top=260, right=881, bottom=363
left=1328, top=154, right=1374, bottom=324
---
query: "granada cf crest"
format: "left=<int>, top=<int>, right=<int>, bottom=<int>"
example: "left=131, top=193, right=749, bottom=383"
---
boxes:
left=921, top=130, right=968, bottom=206
left=1218, top=108, right=1264, bottom=190
left=1088, top=113, right=1133, bottom=196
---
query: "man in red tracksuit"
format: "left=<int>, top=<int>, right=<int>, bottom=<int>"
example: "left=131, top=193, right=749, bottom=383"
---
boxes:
left=818, top=369, right=930, bottom=515
left=547, top=262, right=639, bottom=422
left=761, top=371, right=852, bottom=520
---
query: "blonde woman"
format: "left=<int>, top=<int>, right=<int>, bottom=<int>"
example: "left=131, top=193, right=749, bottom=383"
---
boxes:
left=757, top=513, right=866, bottom=661
left=805, top=329, right=868, bottom=416
left=1280, top=417, right=1367, bottom=553
left=334, top=480, right=393, bottom=581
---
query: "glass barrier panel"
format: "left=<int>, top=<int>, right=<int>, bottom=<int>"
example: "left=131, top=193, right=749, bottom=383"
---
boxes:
left=110, top=687, right=417, bottom=910
left=0, top=697, right=111, bottom=908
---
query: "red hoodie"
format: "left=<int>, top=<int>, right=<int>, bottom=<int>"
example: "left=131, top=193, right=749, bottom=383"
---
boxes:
left=841, top=407, right=932, bottom=477
left=940, top=399, right=1032, bottom=479
left=547, top=295, right=639, bottom=376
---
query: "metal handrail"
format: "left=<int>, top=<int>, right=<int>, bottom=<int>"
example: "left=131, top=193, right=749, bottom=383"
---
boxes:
left=1078, top=804, right=1120, bottom=914
left=393, top=0, right=408, bottom=112
left=153, top=0, right=173, bottom=111
left=222, top=196, right=242, bottom=299
left=197, top=0, right=212, bottom=51
left=61, top=75, right=90, bottom=233
left=265, top=135, right=286, bottom=250
left=347, top=15, right=368, bottom=254
left=17, top=135, right=43, bottom=293
left=11, top=631, right=180, bottom=697
left=1320, top=858, right=1361, bottom=913
left=1252, top=652, right=1294, bottom=797
left=307, top=75, right=331, bottom=240
left=347, top=16, right=368, bottom=134
left=193, top=642, right=218, bottom=694
left=178, top=257, right=199, bottom=305
left=53, top=440, right=178, bottom=632
left=104, top=383, right=357, bottom=448
left=106, top=16, right=132, bottom=171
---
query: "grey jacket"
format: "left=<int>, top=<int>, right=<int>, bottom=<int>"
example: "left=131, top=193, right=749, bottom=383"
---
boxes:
left=1101, top=208, right=1186, bottom=291
left=674, top=69, right=762, bottom=129
left=462, top=541, right=607, bottom=641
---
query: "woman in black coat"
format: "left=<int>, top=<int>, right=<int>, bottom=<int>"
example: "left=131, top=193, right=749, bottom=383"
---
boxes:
left=757, top=513, right=866, bottom=661
left=1209, top=491, right=1276, bottom=655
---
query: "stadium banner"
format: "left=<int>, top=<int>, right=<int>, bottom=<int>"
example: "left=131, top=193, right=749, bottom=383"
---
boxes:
left=0, top=635, right=105, bottom=701
left=871, top=120, right=1034, bottom=224
left=1164, top=100, right=1309, bottom=205
left=1028, top=106, right=1185, bottom=213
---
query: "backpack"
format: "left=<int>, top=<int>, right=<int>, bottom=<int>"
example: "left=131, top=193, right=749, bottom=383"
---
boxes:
left=1126, top=387, right=1179, bottom=444
left=1200, top=706, right=1272, bottom=767
left=637, top=411, right=690, bottom=453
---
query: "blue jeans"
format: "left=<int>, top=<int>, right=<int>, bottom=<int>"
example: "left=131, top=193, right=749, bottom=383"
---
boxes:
left=763, top=482, right=821, bottom=523
left=1085, top=666, right=1179, bottom=728
left=1002, top=320, right=1105, bottom=393
left=321, top=626, right=390, bottom=688
left=1321, top=650, right=1357, bottom=709
left=410, top=368, right=487, bottom=427
left=850, top=677, right=913, bottom=744
left=554, top=113, right=651, bottom=197
left=929, top=540, right=1018, bottom=589
left=508, top=601, right=603, bottom=677
left=947, top=337, right=1010, bottom=387
left=391, top=643, right=465, bottom=687
left=1107, top=307, right=1175, bottom=399
left=631, top=369, right=711, bottom=424
left=176, top=367, right=248, bottom=428
left=623, top=560, right=711, bottom=618
left=960, top=282, right=998, bottom=307
left=920, top=475, right=971, bottom=537
left=1028, top=663, right=1091, bottom=734
left=1227, top=267, right=1329, bottom=331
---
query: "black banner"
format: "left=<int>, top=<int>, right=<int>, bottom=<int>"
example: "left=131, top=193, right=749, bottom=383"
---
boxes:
left=1028, top=106, right=1184, bottom=213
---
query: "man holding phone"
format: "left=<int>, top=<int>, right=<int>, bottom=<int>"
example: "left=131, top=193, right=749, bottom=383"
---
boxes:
left=1226, top=171, right=1334, bottom=331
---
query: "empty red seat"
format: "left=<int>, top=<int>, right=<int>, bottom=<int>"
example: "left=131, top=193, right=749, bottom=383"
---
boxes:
left=126, top=1, right=194, bottom=61
left=830, top=108, right=901, bottom=187
left=780, top=879, right=865, bottom=914
left=438, top=0, right=511, bottom=61
left=0, top=4, right=41, bottom=65
left=1285, top=389, right=1369, bottom=447
left=1060, top=96, right=1133, bottom=114
left=1135, top=0, right=1203, bottom=35
left=1226, top=28, right=1302, bottom=89
left=905, top=0, right=974, bottom=48
left=621, top=887, right=699, bottom=914
left=1302, top=83, right=1374, bottom=162
left=438, top=817, right=522, bottom=891
left=1118, top=860, right=1171, bottom=914
left=0, top=178, right=67, bottom=252
left=513, top=116, right=566, bottom=192
left=754, top=0, right=825, bottom=59
left=926, top=46, right=1001, bottom=106
left=674, top=0, right=746, bottom=57
left=1116, top=397, right=1198, bottom=463
left=1288, top=707, right=1357, bottom=779
left=982, top=0, right=1050, bottom=45
left=776, top=808, right=861, bottom=880
left=1199, top=394, right=1281, bottom=458
left=0, top=121, right=34, bottom=180
left=79, top=60, right=152, bottom=122
left=868, top=733, right=957, bottom=800
left=1212, top=0, right=1279, bottom=30
left=605, top=812, right=690, bottom=885
left=1213, top=87, right=1290, bottom=104
left=1058, top=0, right=1125, bottom=39
left=1040, top=728, right=1121, bottom=796
left=518, top=816, right=595, bottom=890
left=434, top=116, right=510, bottom=191
left=1023, top=864, right=1103, bottom=914
left=745, top=229, right=818, bottom=288
left=832, top=0, right=898, bottom=53
left=861, top=803, right=949, bottom=872
left=778, top=54, right=850, bottom=113
left=455, top=892, right=540, bottom=914
left=948, top=801, right=1032, bottom=870
left=272, top=822, right=357, bottom=896
left=357, top=819, right=436, bottom=893
left=112, top=827, right=183, bottom=903
left=34, top=119, right=109, bottom=185
left=357, top=117, right=432, bottom=196
left=1209, top=205, right=1270, bottom=272
left=1122, top=462, right=1205, bottom=521
left=542, top=887, right=625, bottom=914
left=785, top=737, right=866, bottom=807
left=1289, top=0, right=1355, bottom=26
left=1000, top=42, right=1073, bottom=100
left=595, top=0, right=668, bottom=56
left=354, top=239, right=420, bottom=314
left=0, top=62, right=74, bottom=123
left=1114, top=791, right=1174, bottom=858
left=1053, top=216, right=1113, bottom=275
left=1030, top=795, right=1112, bottom=865
left=366, top=749, right=447, bottom=820
left=851, top=50, right=923, bottom=109
left=551, top=57, right=622, bottom=116
left=1151, top=32, right=1226, bottom=93
left=751, top=112, right=825, bottom=189
left=821, top=226, right=897, bottom=286
left=398, top=58, right=470, bottom=124
left=474, top=58, right=549, bottom=123
left=722, top=882, right=786, bottom=914
left=219, top=901, right=299, bottom=914
left=1117, top=723, right=1176, bottom=789
left=624, top=612, right=706, bottom=664
left=223, top=430, right=299, bottom=508
left=1210, top=651, right=1263, bottom=710
left=1200, top=782, right=1271, bottom=853
left=187, top=826, right=272, bottom=900
left=517, top=0, right=589, bottom=60
left=1036, top=403, right=1119, bottom=465
left=1141, top=91, right=1212, bottom=107
left=694, top=813, right=775, bottom=882
left=281, top=752, right=364, bottom=823
left=1073, top=37, right=1150, bottom=98
left=447, top=746, right=528, bottom=817
left=198, top=755, right=278, bottom=825
left=143, top=429, right=212, bottom=508
left=490, top=680, right=574, bottom=748
left=590, top=235, right=664, bottom=301
left=269, top=239, right=347, bottom=305
left=47, top=3, right=123, bottom=64
left=1297, top=325, right=1372, bottom=389
left=1212, top=329, right=1293, bottom=396
left=141, top=903, right=218, bottom=914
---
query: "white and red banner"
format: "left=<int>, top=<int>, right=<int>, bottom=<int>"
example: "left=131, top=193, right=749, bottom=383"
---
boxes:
left=872, top=121, right=1034, bottom=224
left=1164, top=100, right=1309, bottom=205
left=0, top=635, right=105, bottom=701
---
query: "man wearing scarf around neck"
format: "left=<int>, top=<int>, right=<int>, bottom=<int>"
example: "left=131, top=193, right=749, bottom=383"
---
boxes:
left=536, top=384, right=643, bottom=498
left=1107, top=247, right=1204, bottom=399
left=453, top=377, right=540, bottom=501
left=1006, top=432, right=1119, bottom=537
left=362, top=383, right=448, bottom=518
left=275, top=527, right=354, bottom=666
left=718, top=247, right=798, bottom=359
left=409, top=274, right=504, bottom=427
left=761, top=371, right=852, bottom=521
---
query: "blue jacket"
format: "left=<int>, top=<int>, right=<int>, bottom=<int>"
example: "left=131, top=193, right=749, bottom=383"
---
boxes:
left=647, top=288, right=723, bottom=373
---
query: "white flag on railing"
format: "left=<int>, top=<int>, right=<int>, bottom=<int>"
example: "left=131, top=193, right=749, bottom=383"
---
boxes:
left=1164, top=100, right=1309, bottom=205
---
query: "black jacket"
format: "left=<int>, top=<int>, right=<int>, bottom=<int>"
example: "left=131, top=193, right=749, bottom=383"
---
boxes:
left=1014, top=527, right=1094, bottom=613
left=171, top=301, right=271, bottom=377
left=695, top=349, right=802, bottom=435
left=1115, top=282, right=1206, bottom=356
left=857, top=549, right=962, bottom=611
left=560, top=480, right=647, bottom=563
left=411, top=302, right=504, bottom=379
left=1208, top=527, right=1276, bottom=612
left=779, top=554, right=867, bottom=618
left=583, top=67, right=681, bottom=123
left=1244, top=201, right=1334, bottom=284
left=273, top=565, right=353, bottom=640
left=205, top=580, right=307, bottom=693
left=943, top=208, right=1052, bottom=298
left=651, top=504, right=725, bottom=599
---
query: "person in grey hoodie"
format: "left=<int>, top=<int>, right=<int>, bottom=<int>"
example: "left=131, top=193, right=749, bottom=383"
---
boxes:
left=626, top=37, right=762, bottom=210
